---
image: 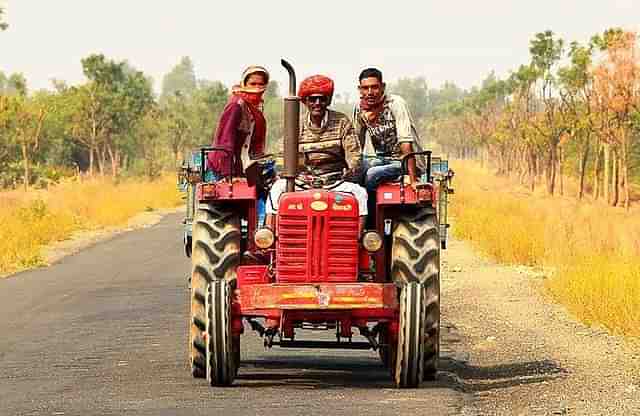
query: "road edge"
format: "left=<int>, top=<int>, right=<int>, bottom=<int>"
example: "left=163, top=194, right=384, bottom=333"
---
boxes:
left=1, top=206, right=183, bottom=279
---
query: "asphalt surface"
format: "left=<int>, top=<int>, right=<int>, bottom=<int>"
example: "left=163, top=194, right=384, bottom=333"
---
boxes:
left=0, top=213, right=469, bottom=416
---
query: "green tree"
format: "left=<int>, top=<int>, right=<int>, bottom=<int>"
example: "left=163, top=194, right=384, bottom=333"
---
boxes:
left=0, top=72, right=27, bottom=96
left=74, top=54, right=154, bottom=176
left=264, top=80, right=280, bottom=100
left=263, top=80, right=283, bottom=154
left=526, top=31, right=566, bottom=194
left=188, top=79, right=228, bottom=146
left=1, top=93, right=50, bottom=190
left=110, top=63, right=155, bottom=175
left=427, top=81, right=466, bottom=116
left=160, top=57, right=197, bottom=103
left=390, top=77, right=429, bottom=120
left=0, top=96, right=19, bottom=179
left=37, top=87, right=84, bottom=170
left=557, top=41, right=596, bottom=199
left=0, top=6, right=8, bottom=31
left=136, top=107, right=167, bottom=179
left=164, top=91, right=192, bottom=163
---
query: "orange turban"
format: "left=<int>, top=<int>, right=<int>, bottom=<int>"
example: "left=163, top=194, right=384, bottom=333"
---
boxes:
left=298, top=75, right=334, bottom=99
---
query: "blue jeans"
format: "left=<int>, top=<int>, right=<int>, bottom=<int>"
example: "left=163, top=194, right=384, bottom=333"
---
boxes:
left=362, top=157, right=402, bottom=193
left=362, top=157, right=402, bottom=223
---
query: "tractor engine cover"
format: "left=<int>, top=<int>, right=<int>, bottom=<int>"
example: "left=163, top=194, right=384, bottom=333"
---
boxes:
left=276, top=190, right=359, bottom=283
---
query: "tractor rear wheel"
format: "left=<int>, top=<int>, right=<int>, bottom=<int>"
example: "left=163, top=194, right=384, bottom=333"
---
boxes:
left=391, top=208, right=441, bottom=384
left=188, top=203, right=241, bottom=381
left=189, top=272, right=206, bottom=378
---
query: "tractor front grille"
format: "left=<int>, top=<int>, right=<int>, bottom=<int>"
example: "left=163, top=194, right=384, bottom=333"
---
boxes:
left=277, top=213, right=359, bottom=283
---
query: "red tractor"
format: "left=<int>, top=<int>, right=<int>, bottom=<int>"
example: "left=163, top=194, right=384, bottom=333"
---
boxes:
left=188, top=60, right=442, bottom=388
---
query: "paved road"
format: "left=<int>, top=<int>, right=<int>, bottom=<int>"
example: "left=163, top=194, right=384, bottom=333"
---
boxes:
left=0, top=214, right=469, bottom=416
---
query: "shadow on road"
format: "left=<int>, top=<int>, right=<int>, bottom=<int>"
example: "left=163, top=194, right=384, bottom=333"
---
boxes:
left=440, top=357, right=567, bottom=393
left=238, top=355, right=391, bottom=389
left=238, top=355, right=565, bottom=392
left=238, top=354, right=462, bottom=390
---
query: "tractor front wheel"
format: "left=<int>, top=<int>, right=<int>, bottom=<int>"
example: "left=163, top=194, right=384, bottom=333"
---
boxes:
left=391, top=208, right=441, bottom=386
left=206, top=279, right=239, bottom=386
left=393, top=282, right=426, bottom=388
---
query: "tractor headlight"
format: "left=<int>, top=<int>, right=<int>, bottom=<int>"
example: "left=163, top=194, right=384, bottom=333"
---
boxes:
left=362, top=231, right=383, bottom=252
left=254, top=228, right=275, bottom=249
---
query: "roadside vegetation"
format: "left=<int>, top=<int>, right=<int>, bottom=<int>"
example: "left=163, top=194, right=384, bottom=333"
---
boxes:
left=0, top=174, right=180, bottom=276
left=430, top=28, right=640, bottom=338
left=450, top=161, right=640, bottom=338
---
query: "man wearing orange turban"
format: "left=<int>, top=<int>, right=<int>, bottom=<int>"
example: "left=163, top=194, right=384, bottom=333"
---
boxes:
left=298, top=75, right=335, bottom=100
left=266, top=75, right=367, bottom=232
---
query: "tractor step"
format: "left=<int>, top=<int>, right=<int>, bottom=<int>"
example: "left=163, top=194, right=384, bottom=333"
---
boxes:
left=272, top=340, right=372, bottom=350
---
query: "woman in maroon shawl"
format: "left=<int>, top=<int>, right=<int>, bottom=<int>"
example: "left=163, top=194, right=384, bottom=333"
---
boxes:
left=207, top=66, right=269, bottom=178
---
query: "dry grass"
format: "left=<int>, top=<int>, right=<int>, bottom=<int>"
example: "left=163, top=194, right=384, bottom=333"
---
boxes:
left=0, top=174, right=181, bottom=276
left=450, top=161, right=640, bottom=337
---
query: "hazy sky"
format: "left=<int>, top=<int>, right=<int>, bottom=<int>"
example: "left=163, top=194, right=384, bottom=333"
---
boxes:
left=1, top=1, right=639, bottom=97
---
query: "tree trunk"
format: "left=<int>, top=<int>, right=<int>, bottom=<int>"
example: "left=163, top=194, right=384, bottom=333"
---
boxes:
left=619, top=166, right=626, bottom=207
left=578, top=137, right=590, bottom=200
left=519, top=151, right=527, bottom=185
left=593, top=141, right=601, bottom=200
left=95, top=147, right=103, bottom=177
left=546, top=145, right=557, bottom=196
left=611, top=149, right=619, bottom=207
left=551, top=145, right=557, bottom=196
left=88, top=145, right=95, bottom=176
left=107, top=143, right=118, bottom=178
left=115, top=149, right=121, bottom=174
left=97, top=144, right=107, bottom=177
left=559, top=146, right=564, bottom=197
left=21, top=142, right=29, bottom=191
left=603, top=142, right=610, bottom=204
left=171, top=138, right=180, bottom=166
left=529, top=149, right=536, bottom=192
left=89, top=116, right=98, bottom=177
left=622, top=139, right=630, bottom=210
left=122, top=153, right=129, bottom=171
left=176, top=148, right=183, bottom=167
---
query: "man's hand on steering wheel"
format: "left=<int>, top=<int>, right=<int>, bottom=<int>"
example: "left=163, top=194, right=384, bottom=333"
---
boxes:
left=299, top=148, right=350, bottom=186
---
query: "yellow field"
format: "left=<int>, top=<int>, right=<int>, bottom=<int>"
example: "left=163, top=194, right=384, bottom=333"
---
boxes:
left=0, top=175, right=181, bottom=276
left=450, top=161, right=640, bottom=337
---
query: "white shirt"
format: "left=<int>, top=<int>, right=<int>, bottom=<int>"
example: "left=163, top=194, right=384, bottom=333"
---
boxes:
left=360, top=94, right=419, bottom=157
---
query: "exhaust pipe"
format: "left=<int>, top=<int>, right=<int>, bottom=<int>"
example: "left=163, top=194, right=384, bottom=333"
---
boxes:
left=281, top=59, right=300, bottom=193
